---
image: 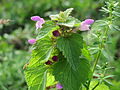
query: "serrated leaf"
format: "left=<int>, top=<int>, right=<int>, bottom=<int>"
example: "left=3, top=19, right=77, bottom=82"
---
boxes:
left=37, top=21, right=59, bottom=39
left=59, top=8, right=73, bottom=21
left=58, top=16, right=81, bottom=27
left=53, top=58, right=90, bottom=90
left=63, top=8, right=73, bottom=18
left=28, top=35, right=53, bottom=68
left=49, top=8, right=74, bottom=22
left=25, top=65, right=47, bottom=90
left=49, top=14, right=59, bottom=21
left=57, top=33, right=83, bottom=70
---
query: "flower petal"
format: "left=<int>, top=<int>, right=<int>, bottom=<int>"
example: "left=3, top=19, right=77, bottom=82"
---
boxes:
left=84, top=19, right=94, bottom=25
left=36, top=21, right=43, bottom=30
left=39, top=18, right=45, bottom=24
left=28, top=39, right=36, bottom=44
left=79, top=22, right=90, bottom=31
left=31, top=16, right=41, bottom=21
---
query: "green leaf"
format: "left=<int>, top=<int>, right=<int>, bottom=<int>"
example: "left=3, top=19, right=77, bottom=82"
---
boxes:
left=57, top=33, right=83, bottom=70
left=25, top=65, right=47, bottom=90
left=40, top=70, right=47, bottom=90
left=37, top=21, right=59, bottom=39
left=101, top=49, right=113, bottom=61
left=57, top=16, right=81, bottom=27
left=53, top=58, right=90, bottom=90
left=95, top=83, right=110, bottom=90
left=81, top=43, right=92, bottom=61
left=109, top=24, right=120, bottom=31
left=64, top=8, right=73, bottom=18
left=46, top=73, right=56, bottom=87
left=88, top=81, right=110, bottom=90
left=104, top=80, right=113, bottom=87
left=49, top=14, right=59, bottom=21
left=28, top=35, right=53, bottom=68
left=59, top=8, right=73, bottom=20
left=25, top=33, right=54, bottom=90
left=103, top=75, right=114, bottom=79
left=91, top=20, right=108, bottom=31
left=112, top=11, right=120, bottom=17
left=49, top=8, right=73, bottom=22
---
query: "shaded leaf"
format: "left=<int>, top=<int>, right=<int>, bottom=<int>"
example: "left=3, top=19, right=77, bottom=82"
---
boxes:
left=58, top=16, right=81, bottom=27
left=57, top=33, right=83, bottom=70
left=49, top=8, right=73, bottom=22
left=53, top=58, right=90, bottom=90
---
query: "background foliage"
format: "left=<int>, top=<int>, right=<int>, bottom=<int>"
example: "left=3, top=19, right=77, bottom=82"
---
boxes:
left=0, top=0, right=120, bottom=90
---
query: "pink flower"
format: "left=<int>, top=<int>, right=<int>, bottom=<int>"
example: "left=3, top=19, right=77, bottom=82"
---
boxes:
left=56, top=83, right=63, bottom=89
left=28, top=39, right=36, bottom=44
left=80, top=19, right=94, bottom=31
left=84, top=19, right=94, bottom=25
left=31, top=16, right=45, bottom=30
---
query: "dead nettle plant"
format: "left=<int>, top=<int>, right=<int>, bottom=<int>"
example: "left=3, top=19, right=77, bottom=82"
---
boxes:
left=24, top=1, right=120, bottom=90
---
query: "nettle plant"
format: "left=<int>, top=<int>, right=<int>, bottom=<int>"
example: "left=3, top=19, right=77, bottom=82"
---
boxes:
left=24, top=1, right=120, bottom=90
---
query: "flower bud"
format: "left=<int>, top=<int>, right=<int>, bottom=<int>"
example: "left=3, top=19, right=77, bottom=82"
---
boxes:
left=52, top=30, right=60, bottom=37
left=28, top=39, right=36, bottom=44
left=52, top=56, right=58, bottom=62
left=45, top=60, right=53, bottom=65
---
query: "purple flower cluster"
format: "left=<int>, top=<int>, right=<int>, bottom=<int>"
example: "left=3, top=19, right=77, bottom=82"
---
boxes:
left=28, top=16, right=45, bottom=44
left=28, top=16, right=94, bottom=44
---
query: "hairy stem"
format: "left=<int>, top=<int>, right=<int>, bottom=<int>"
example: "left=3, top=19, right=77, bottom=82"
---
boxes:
left=87, top=26, right=109, bottom=90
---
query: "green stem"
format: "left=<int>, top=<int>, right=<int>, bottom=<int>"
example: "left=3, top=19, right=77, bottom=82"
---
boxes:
left=87, top=50, right=101, bottom=90
left=92, top=50, right=101, bottom=73
left=86, top=3, right=113, bottom=90
left=87, top=26, right=109, bottom=90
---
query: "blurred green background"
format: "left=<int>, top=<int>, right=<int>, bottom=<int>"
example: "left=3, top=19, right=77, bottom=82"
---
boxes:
left=0, top=0, right=120, bottom=90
